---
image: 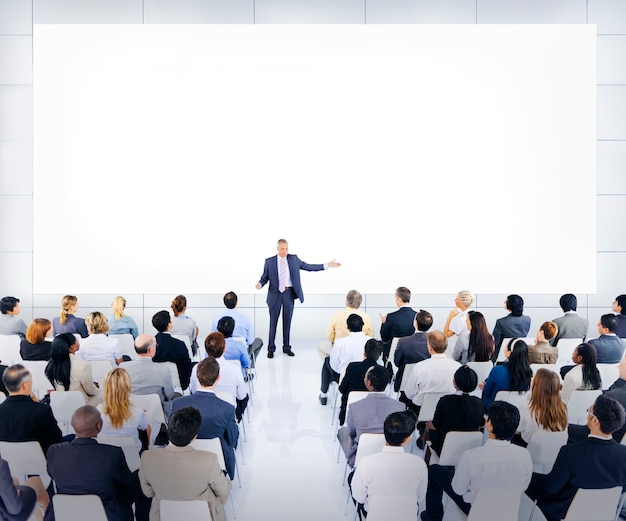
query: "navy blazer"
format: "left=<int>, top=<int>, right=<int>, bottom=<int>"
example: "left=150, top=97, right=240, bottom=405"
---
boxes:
left=394, top=331, right=430, bottom=392
left=589, top=334, right=625, bottom=364
left=379, top=307, right=416, bottom=344
left=338, top=358, right=379, bottom=425
left=153, top=332, right=193, bottom=390
left=258, top=254, right=324, bottom=305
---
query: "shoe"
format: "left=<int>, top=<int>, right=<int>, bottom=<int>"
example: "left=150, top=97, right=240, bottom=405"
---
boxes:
left=283, top=349, right=295, bottom=357
left=244, top=374, right=255, bottom=382
left=319, top=394, right=328, bottom=406
left=267, top=351, right=274, bottom=359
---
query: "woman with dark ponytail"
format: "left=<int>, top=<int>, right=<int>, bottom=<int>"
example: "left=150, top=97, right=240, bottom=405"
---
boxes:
left=560, top=342, right=602, bottom=403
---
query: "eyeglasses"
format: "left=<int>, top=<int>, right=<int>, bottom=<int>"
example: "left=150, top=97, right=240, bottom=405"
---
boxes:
left=587, top=407, right=597, bottom=420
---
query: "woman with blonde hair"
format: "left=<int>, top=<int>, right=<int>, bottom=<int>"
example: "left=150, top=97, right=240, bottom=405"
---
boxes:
left=20, top=318, right=53, bottom=360
left=52, top=295, right=88, bottom=338
left=97, top=367, right=150, bottom=452
left=108, top=296, right=139, bottom=338
left=170, top=294, right=198, bottom=355
left=443, top=290, right=475, bottom=338
left=76, top=312, right=123, bottom=366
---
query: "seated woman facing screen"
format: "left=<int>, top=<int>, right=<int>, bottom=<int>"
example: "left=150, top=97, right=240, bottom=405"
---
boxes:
left=107, top=296, right=139, bottom=339
left=52, top=295, right=88, bottom=338
left=76, top=312, right=123, bottom=367
left=452, top=311, right=494, bottom=365
left=19, top=319, right=52, bottom=361
left=170, top=294, right=199, bottom=356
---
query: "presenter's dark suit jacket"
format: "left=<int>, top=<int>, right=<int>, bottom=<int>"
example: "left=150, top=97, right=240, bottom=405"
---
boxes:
left=153, top=332, right=193, bottom=390
left=337, top=358, right=379, bottom=425
left=0, top=395, right=63, bottom=455
left=492, top=314, right=531, bottom=361
left=258, top=254, right=324, bottom=305
left=393, top=331, right=430, bottom=392
left=589, top=334, right=625, bottom=364
left=170, top=391, right=239, bottom=479
left=47, top=438, right=137, bottom=521
left=527, top=437, right=626, bottom=521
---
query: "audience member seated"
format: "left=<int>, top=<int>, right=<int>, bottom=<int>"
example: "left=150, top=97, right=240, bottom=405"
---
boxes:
left=588, top=314, right=625, bottom=364
left=212, top=291, right=263, bottom=365
left=120, top=334, right=175, bottom=415
left=552, top=293, right=589, bottom=345
left=190, top=332, right=248, bottom=422
left=403, top=331, right=460, bottom=415
left=452, top=310, right=494, bottom=365
left=394, top=309, right=433, bottom=392
left=47, top=405, right=139, bottom=521
left=217, top=316, right=251, bottom=380
left=516, top=368, right=567, bottom=447
left=527, top=322, right=559, bottom=365
left=560, top=342, right=602, bottom=404
left=170, top=294, right=199, bottom=357
left=139, top=406, right=231, bottom=521
left=171, top=357, right=239, bottom=480
left=351, top=410, right=427, bottom=520
left=0, top=297, right=27, bottom=338
left=481, top=339, right=533, bottom=411
left=19, top=319, right=52, bottom=361
left=0, top=364, right=62, bottom=455
left=151, top=310, right=193, bottom=391
left=423, top=366, right=485, bottom=458
left=492, top=293, right=532, bottom=361
left=318, top=290, right=373, bottom=360
left=337, top=365, right=404, bottom=467
left=45, top=333, right=102, bottom=406
left=52, top=295, right=88, bottom=338
left=108, top=296, right=139, bottom=339
left=338, top=339, right=383, bottom=425
left=443, top=290, right=474, bottom=339
left=319, top=314, right=371, bottom=406
left=526, top=394, right=626, bottom=521
left=379, top=286, right=416, bottom=360
left=613, top=294, right=626, bottom=338
left=76, top=312, right=124, bottom=367
left=422, top=401, right=532, bottom=521
left=98, top=367, right=150, bottom=453
left=0, top=457, right=49, bottom=521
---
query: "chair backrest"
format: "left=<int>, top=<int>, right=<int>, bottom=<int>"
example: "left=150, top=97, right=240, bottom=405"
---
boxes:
left=109, top=334, right=136, bottom=360
left=494, top=390, right=530, bottom=410
left=467, top=488, right=522, bottom=521
left=53, top=494, right=108, bottom=521
left=171, top=334, right=195, bottom=362
left=563, top=486, right=623, bottom=521
left=0, top=334, right=22, bottom=364
left=345, top=391, right=370, bottom=413
left=0, top=440, right=51, bottom=488
left=0, top=393, right=5, bottom=404
left=526, top=430, right=568, bottom=474
left=438, top=431, right=484, bottom=467
left=20, top=360, right=50, bottom=398
left=49, top=391, right=86, bottom=435
left=567, top=389, right=603, bottom=425
left=89, top=360, right=114, bottom=388
left=191, top=438, right=227, bottom=473
left=354, top=433, right=386, bottom=467
left=161, top=361, right=182, bottom=390
left=388, top=337, right=400, bottom=371
left=417, top=392, right=446, bottom=424
left=399, top=363, right=417, bottom=393
left=215, top=390, right=235, bottom=407
left=530, top=363, right=562, bottom=380
left=496, top=338, right=535, bottom=363
left=597, top=364, right=620, bottom=391
left=131, top=393, right=165, bottom=444
left=160, top=499, right=212, bottom=521
left=97, top=435, right=141, bottom=472
left=466, top=361, right=493, bottom=384
left=366, top=494, right=416, bottom=521
left=556, top=338, right=584, bottom=367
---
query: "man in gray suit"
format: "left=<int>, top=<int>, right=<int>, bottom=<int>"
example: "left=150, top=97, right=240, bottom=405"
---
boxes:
left=337, top=365, right=404, bottom=467
left=552, top=294, right=589, bottom=345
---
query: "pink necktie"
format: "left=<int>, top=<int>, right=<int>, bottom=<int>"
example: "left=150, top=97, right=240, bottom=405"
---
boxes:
left=279, top=257, right=287, bottom=293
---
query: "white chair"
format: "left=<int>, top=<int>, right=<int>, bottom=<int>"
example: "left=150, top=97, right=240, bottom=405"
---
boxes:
left=526, top=430, right=568, bottom=474
left=20, top=361, right=51, bottom=399
left=109, top=334, right=136, bottom=360
left=172, top=334, right=196, bottom=362
left=566, top=389, right=602, bottom=425
left=494, top=390, right=530, bottom=410
left=160, top=499, right=212, bottom=521
left=130, top=393, right=165, bottom=444
left=427, top=430, right=483, bottom=467
left=344, top=433, right=386, bottom=509
left=330, top=367, right=347, bottom=426
left=387, top=337, right=400, bottom=384
left=49, top=390, right=86, bottom=435
left=52, top=494, right=108, bottom=521
left=562, top=486, right=624, bottom=521
left=496, top=338, right=535, bottom=363
left=417, top=392, right=446, bottom=424
left=161, top=360, right=183, bottom=393
left=215, top=390, right=246, bottom=464
left=89, top=360, right=114, bottom=388
left=0, top=334, right=22, bottom=364
left=0, top=393, right=5, bottom=404
left=530, top=363, right=562, bottom=380
left=467, top=488, right=522, bottom=521
left=555, top=338, right=584, bottom=368
left=336, top=391, right=370, bottom=463
left=226, top=358, right=252, bottom=407
left=466, top=361, right=493, bottom=384
left=0, top=441, right=51, bottom=488
left=367, top=493, right=416, bottom=521
left=97, top=435, right=141, bottom=472
left=399, top=363, right=417, bottom=394
left=597, top=363, right=620, bottom=390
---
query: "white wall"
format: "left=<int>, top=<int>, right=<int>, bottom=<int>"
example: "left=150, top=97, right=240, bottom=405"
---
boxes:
left=1, top=0, right=625, bottom=344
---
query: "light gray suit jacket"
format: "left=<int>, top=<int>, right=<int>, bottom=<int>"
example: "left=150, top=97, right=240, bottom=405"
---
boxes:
left=553, top=312, right=589, bottom=345
left=121, top=358, right=175, bottom=414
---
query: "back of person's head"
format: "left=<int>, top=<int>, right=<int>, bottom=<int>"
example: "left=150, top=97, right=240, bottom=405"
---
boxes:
left=26, top=318, right=52, bottom=344
left=85, top=311, right=109, bottom=335
left=529, top=368, right=568, bottom=432
left=453, top=366, right=478, bottom=393
left=395, top=287, right=411, bottom=304
left=384, top=410, right=417, bottom=446
left=346, top=313, right=365, bottom=333
left=71, top=405, right=102, bottom=438
left=559, top=293, right=577, bottom=312
left=168, top=407, right=202, bottom=447
left=506, top=294, right=524, bottom=316
left=152, top=310, right=171, bottom=333
left=576, top=342, right=602, bottom=390
left=363, top=339, right=383, bottom=361
left=134, top=334, right=156, bottom=355
left=50, top=333, right=75, bottom=360
left=600, top=313, right=619, bottom=333
left=196, top=357, right=220, bottom=387
left=540, top=321, right=558, bottom=342
left=468, top=311, right=494, bottom=362
left=217, top=316, right=235, bottom=339
left=102, top=368, right=132, bottom=428
left=2, top=364, right=30, bottom=393
left=204, top=332, right=226, bottom=358
left=366, top=365, right=390, bottom=392
left=223, top=292, right=238, bottom=310
left=593, top=394, right=626, bottom=435
left=615, top=295, right=626, bottom=312
left=46, top=333, right=74, bottom=389
left=0, top=296, right=19, bottom=314
left=111, top=296, right=127, bottom=320
left=488, top=401, right=520, bottom=441
left=171, top=295, right=187, bottom=316
left=456, top=290, right=475, bottom=309
left=427, top=330, right=448, bottom=354
left=415, top=310, right=433, bottom=332
left=507, top=339, right=533, bottom=392
left=345, top=290, right=363, bottom=309
left=59, top=295, right=78, bottom=325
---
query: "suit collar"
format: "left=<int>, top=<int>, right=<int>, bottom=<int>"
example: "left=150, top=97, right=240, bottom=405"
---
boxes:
left=72, top=437, right=99, bottom=445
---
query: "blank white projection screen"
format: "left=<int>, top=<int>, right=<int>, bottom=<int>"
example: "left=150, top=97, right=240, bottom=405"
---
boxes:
left=33, top=25, right=596, bottom=295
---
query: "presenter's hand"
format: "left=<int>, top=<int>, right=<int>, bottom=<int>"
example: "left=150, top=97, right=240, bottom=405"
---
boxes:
left=255, top=283, right=261, bottom=290
left=379, top=313, right=387, bottom=324
left=327, top=259, right=341, bottom=268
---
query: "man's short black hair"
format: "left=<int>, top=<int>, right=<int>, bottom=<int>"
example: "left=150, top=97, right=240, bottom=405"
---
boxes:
left=217, top=316, right=235, bottom=339
left=347, top=313, right=365, bottom=333
left=507, top=295, right=524, bottom=317
left=384, top=410, right=417, bottom=446
left=395, top=287, right=411, bottom=304
left=415, top=310, right=433, bottom=332
left=559, top=294, right=577, bottom=312
left=366, top=365, right=390, bottom=392
left=223, top=292, right=238, bottom=310
left=0, top=296, right=19, bottom=315
left=615, top=295, right=626, bottom=312
left=600, top=313, right=619, bottom=333
left=151, top=310, right=171, bottom=333
left=487, top=401, right=520, bottom=441
left=364, top=339, right=383, bottom=361
left=593, top=394, right=626, bottom=435
left=168, top=407, right=202, bottom=447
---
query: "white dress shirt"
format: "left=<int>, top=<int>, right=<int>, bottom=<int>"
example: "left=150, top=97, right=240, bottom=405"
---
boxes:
left=189, top=356, right=247, bottom=400
left=404, top=354, right=460, bottom=406
left=330, top=331, right=371, bottom=373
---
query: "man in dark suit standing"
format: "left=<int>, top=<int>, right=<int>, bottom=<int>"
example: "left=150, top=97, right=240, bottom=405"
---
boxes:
left=151, top=310, right=193, bottom=390
left=46, top=405, right=138, bottom=521
left=379, top=286, right=416, bottom=361
left=255, top=239, right=340, bottom=358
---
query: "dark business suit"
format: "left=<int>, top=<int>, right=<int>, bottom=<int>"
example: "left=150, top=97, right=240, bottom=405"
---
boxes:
left=492, top=314, right=531, bottom=361
left=47, top=438, right=138, bottom=521
left=394, top=331, right=430, bottom=392
left=170, top=391, right=239, bottom=480
left=588, top=334, right=625, bottom=364
left=258, top=254, right=324, bottom=353
left=379, top=306, right=416, bottom=360
left=337, top=358, right=379, bottom=425
left=617, top=314, right=626, bottom=339
left=153, top=332, right=193, bottom=390
left=526, top=437, right=626, bottom=521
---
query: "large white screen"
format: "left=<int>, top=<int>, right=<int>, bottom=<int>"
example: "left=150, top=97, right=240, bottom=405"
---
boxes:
left=33, top=25, right=596, bottom=295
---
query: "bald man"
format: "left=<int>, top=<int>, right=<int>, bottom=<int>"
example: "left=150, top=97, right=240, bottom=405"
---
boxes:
left=121, top=334, right=176, bottom=414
